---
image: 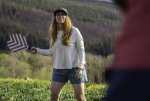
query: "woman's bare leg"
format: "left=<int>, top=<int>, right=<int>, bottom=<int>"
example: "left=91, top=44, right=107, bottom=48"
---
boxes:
left=72, top=83, right=86, bottom=101
left=50, top=81, right=65, bottom=101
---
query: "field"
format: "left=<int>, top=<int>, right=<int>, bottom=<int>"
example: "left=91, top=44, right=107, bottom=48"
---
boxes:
left=0, top=78, right=107, bottom=101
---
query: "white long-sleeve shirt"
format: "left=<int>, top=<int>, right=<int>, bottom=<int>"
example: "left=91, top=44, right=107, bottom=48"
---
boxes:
left=36, top=27, right=86, bottom=69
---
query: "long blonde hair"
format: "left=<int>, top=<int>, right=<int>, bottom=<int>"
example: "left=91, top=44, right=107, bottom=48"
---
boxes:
left=49, top=16, right=73, bottom=47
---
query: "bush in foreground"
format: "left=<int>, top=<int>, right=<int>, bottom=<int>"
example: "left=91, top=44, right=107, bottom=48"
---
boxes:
left=0, top=78, right=107, bottom=101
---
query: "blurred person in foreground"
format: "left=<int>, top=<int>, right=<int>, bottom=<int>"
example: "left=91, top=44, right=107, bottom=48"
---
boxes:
left=29, top=8, right=87, bottom=101
left=104, top=0, right=150, bottom=101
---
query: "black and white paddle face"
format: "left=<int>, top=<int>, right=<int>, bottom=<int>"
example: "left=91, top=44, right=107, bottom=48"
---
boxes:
left=7, top=33, right=28, bottom=52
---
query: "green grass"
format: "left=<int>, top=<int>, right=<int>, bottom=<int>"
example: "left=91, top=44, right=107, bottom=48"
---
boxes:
left=0, top=78, right=107, bottom=101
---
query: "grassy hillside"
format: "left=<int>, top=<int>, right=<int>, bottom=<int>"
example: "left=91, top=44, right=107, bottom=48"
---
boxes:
left=0, top=51, right=112, bottom=83
left=0, top=0, right=120, bottom=56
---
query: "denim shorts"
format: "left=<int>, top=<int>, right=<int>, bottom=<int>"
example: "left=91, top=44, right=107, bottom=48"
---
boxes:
left=52, top=67, right=88, bottom=84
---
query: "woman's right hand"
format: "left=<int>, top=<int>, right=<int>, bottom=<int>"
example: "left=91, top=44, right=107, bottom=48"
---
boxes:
left=29, top=47, right=37, bottom=54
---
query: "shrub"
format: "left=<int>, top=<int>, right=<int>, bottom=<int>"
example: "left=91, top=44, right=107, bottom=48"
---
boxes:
left=0, top=52, right=113, bottom=83
left=0, top=79, right=50, bottom=101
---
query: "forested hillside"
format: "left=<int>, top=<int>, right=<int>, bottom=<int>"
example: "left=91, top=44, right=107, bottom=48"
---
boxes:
left=0, top=0, right=120, bottom=56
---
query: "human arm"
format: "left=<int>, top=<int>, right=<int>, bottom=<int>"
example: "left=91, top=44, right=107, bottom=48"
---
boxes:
left=30, top=47, right=53, bottom=56
left=75, top=28, right=86, bottom=70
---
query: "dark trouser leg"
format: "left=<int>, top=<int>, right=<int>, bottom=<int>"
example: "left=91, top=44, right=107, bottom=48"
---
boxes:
left=104, top=70, right=150, bottom=101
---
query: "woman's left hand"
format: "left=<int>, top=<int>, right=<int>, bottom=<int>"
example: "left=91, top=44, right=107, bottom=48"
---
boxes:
left=75, top=68, right=83, bottom=79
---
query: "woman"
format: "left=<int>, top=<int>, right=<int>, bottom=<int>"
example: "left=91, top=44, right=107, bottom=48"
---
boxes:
left=30, top=8, right=87, bottom=101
